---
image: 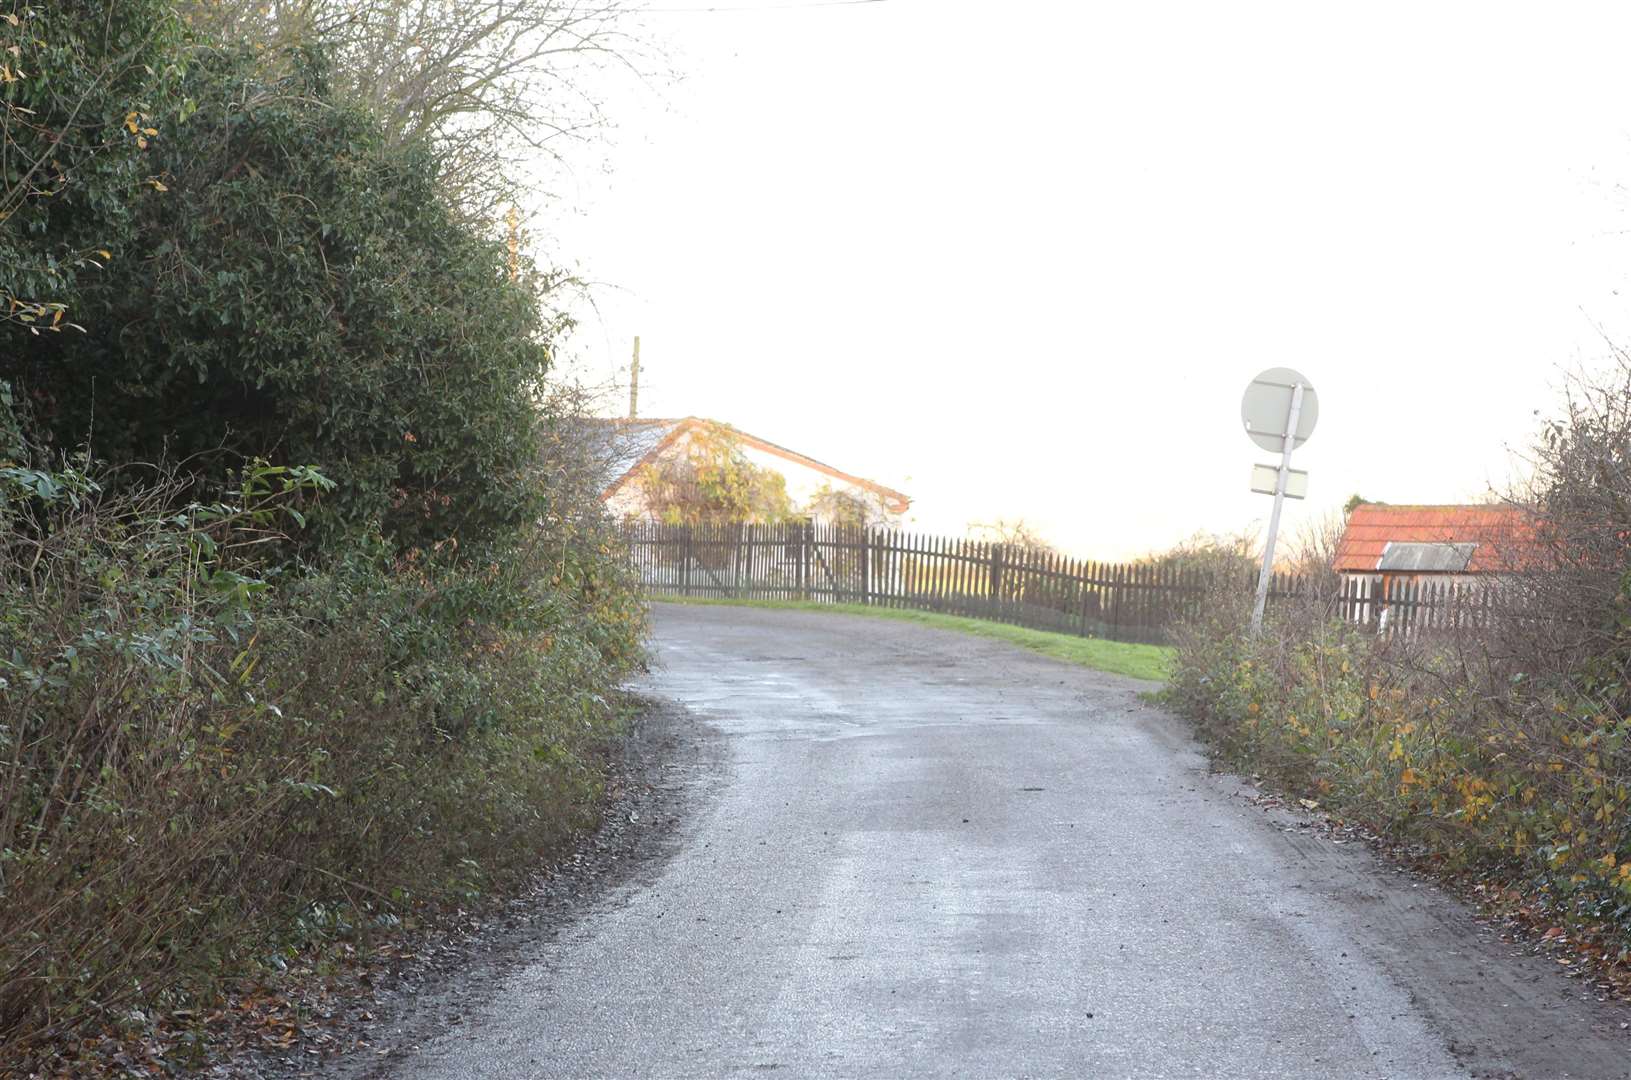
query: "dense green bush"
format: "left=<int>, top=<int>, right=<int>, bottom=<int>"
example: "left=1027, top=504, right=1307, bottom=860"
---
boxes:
left=0, top=1, right=181, bottom=331
left=11, top=44, right=564, bottom=551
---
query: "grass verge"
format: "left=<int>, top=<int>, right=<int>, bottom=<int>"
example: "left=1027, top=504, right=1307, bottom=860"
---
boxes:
left=653, top=597, right=1173, bottom=681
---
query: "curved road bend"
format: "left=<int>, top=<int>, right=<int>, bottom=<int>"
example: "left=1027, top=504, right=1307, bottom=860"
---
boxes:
left=364, top=604, right=1631, bottom=1079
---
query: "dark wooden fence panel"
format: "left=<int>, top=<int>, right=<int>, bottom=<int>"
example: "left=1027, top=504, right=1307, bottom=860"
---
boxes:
left=619, top=523, right=1499, bottom=646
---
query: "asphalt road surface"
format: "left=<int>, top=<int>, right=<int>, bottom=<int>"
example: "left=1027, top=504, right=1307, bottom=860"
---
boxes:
left=359, top=605, right=1631, bottom=1079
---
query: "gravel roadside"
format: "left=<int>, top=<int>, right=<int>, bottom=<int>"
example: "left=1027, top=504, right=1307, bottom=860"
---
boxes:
left=221, top=693, right=727, bottom=1079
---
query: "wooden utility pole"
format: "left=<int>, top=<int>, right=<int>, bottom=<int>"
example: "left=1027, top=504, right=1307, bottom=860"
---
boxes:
left=629, top=336, right=641, bottom=419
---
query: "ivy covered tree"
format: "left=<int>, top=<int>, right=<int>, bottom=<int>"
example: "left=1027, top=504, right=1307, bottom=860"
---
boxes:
left=9, top=44, right=568, bottom=551
left=635, top=423, right=793, bottom=526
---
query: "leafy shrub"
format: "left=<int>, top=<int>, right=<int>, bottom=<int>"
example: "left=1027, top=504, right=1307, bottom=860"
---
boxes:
left=13, top=43, right=565, bottom=552
left=1173, top=602, right=1631, bottom=928
left=0, top=7, right=651, bottom=1069
left=0, top=458, right=644, bottom=1062
left=1169, top=359, right=1631, bottom=945
left=0, top=0, right=181, bottom=332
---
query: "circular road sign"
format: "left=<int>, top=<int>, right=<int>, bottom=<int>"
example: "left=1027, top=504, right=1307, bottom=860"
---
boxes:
left=1241, top=367, right=1319, bottom=454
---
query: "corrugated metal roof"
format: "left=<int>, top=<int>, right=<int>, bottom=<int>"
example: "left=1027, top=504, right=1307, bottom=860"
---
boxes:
left=1376, top=541, right=1477, bottom=573
left=1333, top=504, right=1534, bottom=572
left=570, top=418, right=684, bottom=491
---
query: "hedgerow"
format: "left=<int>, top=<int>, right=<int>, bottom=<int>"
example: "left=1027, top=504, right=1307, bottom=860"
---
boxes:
left=1169, top=359, right=1631, bottom=950
left=0, top=1, right=648, bottom=1068
left=0, top=455, right=643, bottom=1064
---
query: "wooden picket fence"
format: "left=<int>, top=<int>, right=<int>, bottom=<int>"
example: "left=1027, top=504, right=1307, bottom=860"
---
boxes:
left=1326, top=573, right=1502, bottom=638
left=621, top=522, right=1504, bottom=645
left=624, top=521, right=1204, bottom=644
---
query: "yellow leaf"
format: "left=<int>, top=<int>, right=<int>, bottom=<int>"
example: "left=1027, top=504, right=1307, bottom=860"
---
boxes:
left=141, top=127, right=158, bottom=136
left=96, top=249, right=111, bottom=260
left=1368, top=683, right=1380, bottom=701
left=148, top=179, right=167, bottom=192
left=1601, top=853, right=1617, bottom=869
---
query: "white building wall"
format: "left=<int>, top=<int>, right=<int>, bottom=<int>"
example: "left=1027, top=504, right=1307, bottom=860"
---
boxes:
left=604, top=428, right=902, bottom=526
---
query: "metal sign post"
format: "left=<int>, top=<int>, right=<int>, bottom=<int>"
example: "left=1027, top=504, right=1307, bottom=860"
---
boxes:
left=1240, top=368, right=1319, bottom=635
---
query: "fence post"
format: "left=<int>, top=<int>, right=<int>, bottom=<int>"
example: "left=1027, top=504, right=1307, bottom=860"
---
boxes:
left=1111, top=565, right=1124, bottom=640
left=989, top=544, right=1005, bottom=614
left=797, top=522, right=808, bottom=601
left=733, top=522, right=746, bottom=600
left=859, top=528, right=871, bottom=606
left=1077, top=562, right=1090, bottom=636
left=681, top=525, right=694, bottom=600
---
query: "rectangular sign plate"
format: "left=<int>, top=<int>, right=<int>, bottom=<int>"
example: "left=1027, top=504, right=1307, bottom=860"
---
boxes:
left=1251, top=463, right=1308, bottom=499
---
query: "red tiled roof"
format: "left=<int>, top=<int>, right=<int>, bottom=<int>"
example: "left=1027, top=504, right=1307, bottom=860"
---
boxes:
left=1333, top=504, right=1535, bottom=573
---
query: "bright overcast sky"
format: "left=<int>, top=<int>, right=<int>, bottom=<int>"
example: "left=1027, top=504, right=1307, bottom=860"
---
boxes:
left=539, top=1, right=1631, bottom=559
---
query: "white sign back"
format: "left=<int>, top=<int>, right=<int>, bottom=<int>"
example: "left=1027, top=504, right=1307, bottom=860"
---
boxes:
left=1241, top=367, right=1319, bottom=453
left=1250, top=464, right=1307, bottom=499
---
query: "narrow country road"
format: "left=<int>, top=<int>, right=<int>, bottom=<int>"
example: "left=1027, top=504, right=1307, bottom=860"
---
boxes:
left=354, top=605, right=1631, bottom=1079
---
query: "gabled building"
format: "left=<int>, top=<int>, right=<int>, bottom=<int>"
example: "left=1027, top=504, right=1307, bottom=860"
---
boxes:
left=584, top=416, right=910, bottom=526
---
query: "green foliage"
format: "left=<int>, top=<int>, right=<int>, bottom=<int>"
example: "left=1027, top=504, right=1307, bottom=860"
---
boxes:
left=1344, top=493, right=1375, bottom=515
left=0, top=460, right=644, bottom=1061
left=15, top=44, right=563, bottom=551
left=0, top=0, right=181, bottom=332
left=808, top=482, right=880, bottom=529
left=0, top=379, right=24, bottom=463
left=0, top=3, right=650, bottom=1067
left=1169, top=603, right=1631, bottom=944
left=636, top=423, right=794, bottom=526
left=1165, top=357, right=1631, bottom=980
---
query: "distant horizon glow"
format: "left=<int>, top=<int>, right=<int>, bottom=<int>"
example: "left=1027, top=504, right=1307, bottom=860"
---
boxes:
left=531, top=1, right=1631, bottom=559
